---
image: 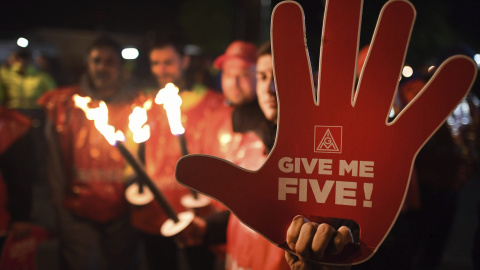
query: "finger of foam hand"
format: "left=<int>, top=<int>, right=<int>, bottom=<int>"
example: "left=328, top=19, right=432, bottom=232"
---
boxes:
left=175, top=155, right=252, bottom=210
left=272, top=1, right=315, bottom=116
left=311, top=223, right=335, bottom=261
left=355, top=0, right=415, bottom=122
left=317, top=0, right=362, bottom=109
left=393, top=56, right=477, bottom=149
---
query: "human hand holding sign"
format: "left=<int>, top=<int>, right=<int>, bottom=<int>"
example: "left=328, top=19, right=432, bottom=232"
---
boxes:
left=176, top=0, right=477, bottom=265
left=285, top=215, right=353, bottom=269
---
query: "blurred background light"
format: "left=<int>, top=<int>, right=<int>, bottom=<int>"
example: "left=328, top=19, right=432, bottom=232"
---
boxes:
left=402, top=65, right=413, bottom=77
left=474, top=54, right=480, bottom=67
left=17, top=37, right=29, bottom=48
left=122, top=48, right=139, bottom=60
left=389, top=108, right=395, bottom=118
left=184, top=44, right=201, bottom=56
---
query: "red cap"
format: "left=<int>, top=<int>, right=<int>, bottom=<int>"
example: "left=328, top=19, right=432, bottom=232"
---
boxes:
left=213, top=41, right=257, bottom=69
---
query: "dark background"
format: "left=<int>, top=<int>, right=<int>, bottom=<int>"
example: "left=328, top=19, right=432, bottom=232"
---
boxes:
left=1, top=0, right=479, bottom=66
left=1, top=0, right=479, bottom=111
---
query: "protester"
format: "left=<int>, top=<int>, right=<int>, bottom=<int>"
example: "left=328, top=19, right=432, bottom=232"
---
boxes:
left=222, top=41, right=290, bottom=270
left=0, top=107, right=34, bottom=251
left=0, top=49, right=43, bottom=242
left=410, top=45, right=480, bottom=270
left=214, top=40, right=257, bottom=107
left=176, top=41, right=288, bottom=270
left=0, top=48, right=57, bottom=209
left=39, top=36, right=142, bottom=270
left=0, top=48, right=56, bottom=111
left=208, top=40, right=266, bottom=165
left=0, top=107, right=51, bottom=269
left=131, top=35, right=227, bottom=270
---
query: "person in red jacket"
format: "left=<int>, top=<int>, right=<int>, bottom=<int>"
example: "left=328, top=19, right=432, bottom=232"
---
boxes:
left=131, top=35, right=229, bottom=270
left=0, top=107, right=52, bottom=269
left=0, top=108, right=34, bottom=251
left=177, top=41, right=290, bottom=270
left=222, top=41, right=290, bottom=270
left=40, top=36, right=142, bottom=270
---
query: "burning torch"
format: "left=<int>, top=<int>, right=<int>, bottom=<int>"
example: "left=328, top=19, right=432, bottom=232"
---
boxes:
left=73, top=94, right=194, bottom=237
left=155, top=83, right=211, bottom=211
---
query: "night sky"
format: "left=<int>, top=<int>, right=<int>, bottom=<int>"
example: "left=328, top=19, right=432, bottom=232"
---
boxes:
left=0, top=1, right=182, bottom=35
left=1, top=0, right=479, bottom=67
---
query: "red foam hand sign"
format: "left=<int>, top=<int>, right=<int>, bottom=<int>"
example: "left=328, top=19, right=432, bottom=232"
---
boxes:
left=176, top=0, right=477, bottom=265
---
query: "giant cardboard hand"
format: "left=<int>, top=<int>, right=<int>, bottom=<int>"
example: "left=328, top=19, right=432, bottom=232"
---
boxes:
left=176, top=0, right=477, bottom=265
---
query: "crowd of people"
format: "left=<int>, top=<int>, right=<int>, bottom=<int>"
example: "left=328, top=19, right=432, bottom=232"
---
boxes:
left=0, top=32, right=479, bottom=270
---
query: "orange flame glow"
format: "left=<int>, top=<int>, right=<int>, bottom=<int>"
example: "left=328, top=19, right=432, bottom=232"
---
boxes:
left=154, top=83, right=185, bottom=135
left=129, top=105, right=151, bottom=143
left=73, top=94, right=151, bottom=145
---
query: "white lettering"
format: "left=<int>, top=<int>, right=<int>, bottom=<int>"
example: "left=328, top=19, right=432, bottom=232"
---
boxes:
left=359, top=161, right=374, bottom=178
left=299, top=178, right=308, bottom=201
left=309, top=179, right=334, bottom=203
left=277, top=178, right=372, bottom=207
left=318, top=159, right=333, bottom=175
left=335, top=181, right=357, bottom=206
left=339, top=160, right=358, bottom=177
left=278, top=157, right=294, bottom=173
left=278, top=177, right=298, bottom=200
left=301, top=158, right=318, bottom=174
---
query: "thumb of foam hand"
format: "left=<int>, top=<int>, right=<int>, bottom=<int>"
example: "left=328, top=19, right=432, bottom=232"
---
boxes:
left=176, top=0, right=477, bottom=265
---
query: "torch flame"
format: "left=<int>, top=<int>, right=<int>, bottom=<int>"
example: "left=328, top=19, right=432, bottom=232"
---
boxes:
left=73, top=94, right=153, bottom=144
left=73, top=95, right=92, bottom=112
left=143, top=99, right=153, bottom=110
left=155, top=83, right=185, bottom=135
left=129, top=106, right=151, bottom=143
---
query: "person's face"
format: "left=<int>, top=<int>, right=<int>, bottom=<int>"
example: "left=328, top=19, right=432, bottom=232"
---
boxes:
left=221, top=59, right=256, bottom=106
left=87, top=46, right=122, bottom=93
left=256, top=54, right=277, bottom=123
left=150, top=46, right=189, bottom=89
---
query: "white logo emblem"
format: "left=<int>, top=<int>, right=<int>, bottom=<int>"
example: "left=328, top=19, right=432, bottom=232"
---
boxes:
left=314, top=126, right=342, bottom=153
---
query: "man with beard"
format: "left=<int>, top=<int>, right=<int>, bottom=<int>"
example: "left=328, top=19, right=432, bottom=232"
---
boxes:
left=149, top=40, right=190, bottom=90
left=130, top=36, right=227, bottom=270
left=39, top=36, right=142, bottom=270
